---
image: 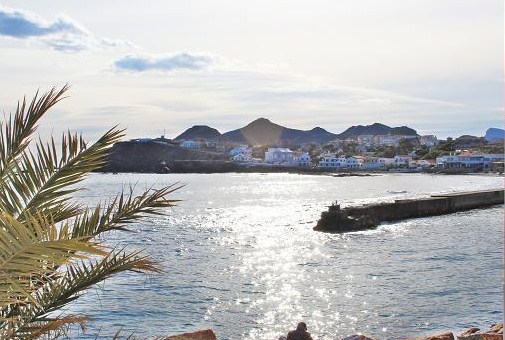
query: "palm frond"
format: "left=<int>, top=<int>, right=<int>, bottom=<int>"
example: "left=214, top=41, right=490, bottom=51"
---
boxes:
left=0, top=128, right=123, bottom=223
left=0, top=87, right=181, bottom=339
left=0, top=212, right=105, bottom=306
left=0, top=86, right=69, bottom=179
left=4, top=249, right=158, bottom=338
left=18, top=314, right=88, bottom=339
left=72, top=184, right=182, bottom=239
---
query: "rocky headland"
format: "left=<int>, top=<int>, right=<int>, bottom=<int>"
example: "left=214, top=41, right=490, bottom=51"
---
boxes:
left=98, top=140, right=239, bottom=173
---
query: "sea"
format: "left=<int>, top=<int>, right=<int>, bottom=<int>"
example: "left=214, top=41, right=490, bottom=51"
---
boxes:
left=68, top=172, right=504, bottom=340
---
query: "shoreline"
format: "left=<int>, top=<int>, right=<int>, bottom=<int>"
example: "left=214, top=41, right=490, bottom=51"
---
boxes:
left=94, top=167, right=504, bottom=177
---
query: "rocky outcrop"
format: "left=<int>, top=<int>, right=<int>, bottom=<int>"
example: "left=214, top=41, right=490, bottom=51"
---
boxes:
left=457, top=323, right=503, bottom=340
left=99, top=141, right=235, bottom=173
left=403, top=331, right=455, bottom=340
left=342, top=335, right=377, bottom=340
left=314, top=201, right=378, bottom=233
left=165, top=329, right=216, bottom=340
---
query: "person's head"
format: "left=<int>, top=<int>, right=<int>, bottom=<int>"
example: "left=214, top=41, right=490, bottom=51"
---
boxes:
left=296, top=322, right=307, bottom=331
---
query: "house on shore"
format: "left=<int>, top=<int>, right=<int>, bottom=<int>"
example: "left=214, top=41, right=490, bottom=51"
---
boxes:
left=293, top=152, right=311, bottom=167
left=265, top=148, right=294, bottom=164
left=436, top=153, right=504, bottom=171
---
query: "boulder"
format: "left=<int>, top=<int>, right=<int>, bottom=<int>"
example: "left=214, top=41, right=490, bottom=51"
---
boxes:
left=342, top=335, right=376, bottom=340
left=457, top=335, right=503, bottom=340
left=460, top=328, right=481, bottom=336
left=457, top=323, right=504, bottom=340
left=165, top=329, right=217, bottom=340
left=403, top=331, right=455, bottom=340
left=489, top=323, right=503, bottom=334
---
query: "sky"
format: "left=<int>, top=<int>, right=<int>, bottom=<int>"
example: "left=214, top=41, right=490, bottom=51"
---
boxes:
left=0, top=1, right=502, bottom=141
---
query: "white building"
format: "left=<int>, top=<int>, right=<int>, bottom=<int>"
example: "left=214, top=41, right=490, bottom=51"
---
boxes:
left=265, top=148, right=294, bottom=164
left=374, top=135, right=417, bottom=147
left=229, top=145, right=251, bottom=157
left=294, top=152, right=311, bottom=167
left=233, top=153, right=253, bottom=163
left=420, top=135, right=439, bottom=147
left=361, top=157, right=394, bottom=169
left=394, top=155, right=414, bottom=166
left=318, top=153, right=347, bottom=168
left=357, top=135, right=375, bottom=147
left=346, top=156, right=364, bottom=168
left=180, top=140, right=200, bottom=148
left=436, top=153, right=504, bottom=170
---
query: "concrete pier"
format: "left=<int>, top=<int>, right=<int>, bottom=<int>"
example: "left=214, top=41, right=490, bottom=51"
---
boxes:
left=314, top=189, right=504, bottom=233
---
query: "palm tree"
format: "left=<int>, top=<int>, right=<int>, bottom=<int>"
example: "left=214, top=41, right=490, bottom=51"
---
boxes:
left=0, top=86, right=180, bottom=338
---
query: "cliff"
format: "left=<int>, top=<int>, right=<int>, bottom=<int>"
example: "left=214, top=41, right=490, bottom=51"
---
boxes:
left=99, top=141, right=238, bottom=173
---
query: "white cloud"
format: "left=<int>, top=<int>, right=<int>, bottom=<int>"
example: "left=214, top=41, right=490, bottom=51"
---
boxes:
left=0, top=4, right=133, bottom=52
left=114, top=52, right=217, bottom=72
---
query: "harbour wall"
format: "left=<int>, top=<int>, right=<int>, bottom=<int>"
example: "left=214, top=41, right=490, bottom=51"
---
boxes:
left=314, top=189, right=504, bottom=233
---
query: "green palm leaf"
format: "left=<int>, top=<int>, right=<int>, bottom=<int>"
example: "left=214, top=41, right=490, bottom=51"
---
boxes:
left=0, top=86, right=180, bottom=338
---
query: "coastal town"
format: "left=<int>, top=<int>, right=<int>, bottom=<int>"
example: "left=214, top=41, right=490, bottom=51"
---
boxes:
left=116, top=119, right=505, bottom=174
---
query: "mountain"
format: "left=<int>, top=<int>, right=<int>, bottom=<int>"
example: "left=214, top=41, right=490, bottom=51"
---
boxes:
left=337, top=123, right=417, bottom=138
left=175, top=125, right=222, bottom=141
left=222, top=118, right=337, bottom=145
left=485, top=128, right=504, bottom=142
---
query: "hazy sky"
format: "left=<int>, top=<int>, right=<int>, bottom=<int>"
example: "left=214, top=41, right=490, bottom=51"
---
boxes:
left=0, top=1, right=502, bottom=140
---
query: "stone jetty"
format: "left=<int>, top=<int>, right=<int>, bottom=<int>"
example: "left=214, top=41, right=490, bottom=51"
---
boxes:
left=314, top=189, right=504, bottom=233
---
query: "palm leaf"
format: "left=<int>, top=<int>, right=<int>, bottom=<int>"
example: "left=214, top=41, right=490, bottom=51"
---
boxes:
left=0, top=86, right=181, bottom=338
left=0, top=128, right=123, bottom=224
left=0, top=211, right=105, bottom=307
left=5, top=250, right=158, bottom=338
left=72, top=184, right=182, bottom=239
left=0, top=86, right=69, bottom=179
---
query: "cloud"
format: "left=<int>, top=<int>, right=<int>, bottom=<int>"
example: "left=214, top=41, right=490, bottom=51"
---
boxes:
left=114, top=53, right=215, bottom=72
left=0, top=5, right=133, bottom=52
left=0, top=6, right=85, bottom=38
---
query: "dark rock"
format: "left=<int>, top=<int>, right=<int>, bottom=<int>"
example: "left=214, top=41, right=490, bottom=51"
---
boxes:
left=313, top=201, right=379, bottom=233
left=342, top=335, right=377, bottom=340
left=99, top=141, right=235, bottom=173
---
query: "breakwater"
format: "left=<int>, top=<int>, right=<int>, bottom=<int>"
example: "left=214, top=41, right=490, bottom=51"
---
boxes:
left=314, top=189, right=504, bottom=233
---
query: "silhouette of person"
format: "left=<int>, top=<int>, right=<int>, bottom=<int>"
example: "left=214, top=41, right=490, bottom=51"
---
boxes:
left=286, top=322, right=313, bottom=340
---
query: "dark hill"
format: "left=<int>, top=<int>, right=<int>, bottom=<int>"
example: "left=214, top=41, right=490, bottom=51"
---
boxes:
left=175, top=125, right=222, bottom=141
left=338, top=123, right=417, bottom=138
left=222, top=118, right=337, bottom=145
left=100, top=140, right=236, bottom=173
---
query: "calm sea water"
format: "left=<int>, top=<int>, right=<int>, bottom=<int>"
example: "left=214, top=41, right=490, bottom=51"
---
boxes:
left=69, top=173, right=503, bottom=339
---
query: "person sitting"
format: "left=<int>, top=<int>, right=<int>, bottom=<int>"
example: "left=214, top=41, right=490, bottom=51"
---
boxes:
left=286, top=322, right=313, bottom=340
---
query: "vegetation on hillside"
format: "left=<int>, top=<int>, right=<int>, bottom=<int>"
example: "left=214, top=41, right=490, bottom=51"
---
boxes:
left=0, top=86, right=179, bottom=338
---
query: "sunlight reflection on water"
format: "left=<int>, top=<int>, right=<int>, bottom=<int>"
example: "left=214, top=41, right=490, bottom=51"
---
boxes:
left=69, top=173, right=503, bottom=339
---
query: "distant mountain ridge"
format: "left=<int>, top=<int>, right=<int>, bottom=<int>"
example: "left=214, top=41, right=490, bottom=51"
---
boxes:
left=222, top=118, right=337, bottom=145
left=485, top=128, right=504, bottom=142
left=174, top=118, right=418, bottom=145
left=337, top=123, right=417, bottom=138
left=175, top=125, right=222, bottom=141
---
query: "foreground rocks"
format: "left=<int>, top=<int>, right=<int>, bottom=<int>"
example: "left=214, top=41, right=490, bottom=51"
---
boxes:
left=164, top=323, right=502, bottom=340
left=457, top=323, right=503, bottom=340
left=398, top=323, right=503, bottom=340
left=403, top=331, right=455, bottom=340
left=165, top=329, right=216, bottom=340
